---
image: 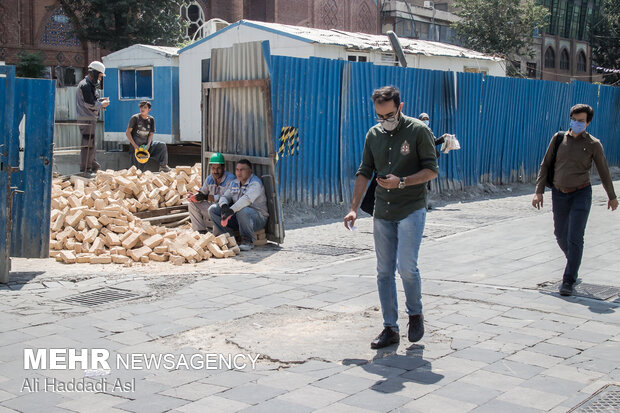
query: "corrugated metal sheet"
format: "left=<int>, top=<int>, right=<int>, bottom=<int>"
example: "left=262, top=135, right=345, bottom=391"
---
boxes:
left=595, top=85, right=620, bottom=165
left=0, top=66, right=14, bottom=281
left=267, top=55, right=620, bottom=206
left=271, top=56, right=345, bottom=205
left=54, top=86, right=117, bottom=154
left=206, top=42, right=271, bottom=158
left=203, top=41, right=284, bottom=243
left=0, top=65, right=55, bottom=267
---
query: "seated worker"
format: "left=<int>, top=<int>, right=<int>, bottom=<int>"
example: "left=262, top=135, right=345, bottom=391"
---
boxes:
left=125, top=101, right=171, bottom=172
left=208, top=159, right=269, bottom=251
left=187, top=152, right=235, bottom=234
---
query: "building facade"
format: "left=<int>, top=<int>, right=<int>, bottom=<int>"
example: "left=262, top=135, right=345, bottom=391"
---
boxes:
left=537, top=0, right=600, bottom=82
left=0, top=0, right=101, bottom=85
left=183, top=0, right=381, bottom=40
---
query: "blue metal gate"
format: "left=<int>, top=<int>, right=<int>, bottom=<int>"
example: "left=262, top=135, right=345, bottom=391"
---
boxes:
left=0, top=66, right=55, bottom=283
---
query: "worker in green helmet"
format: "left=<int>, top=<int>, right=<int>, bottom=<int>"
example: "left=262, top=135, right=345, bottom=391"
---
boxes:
left=187, top=152, right=235, bottom=234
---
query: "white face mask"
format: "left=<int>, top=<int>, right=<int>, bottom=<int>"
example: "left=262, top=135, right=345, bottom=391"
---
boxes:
left=380, top=111, right=400, bottom=132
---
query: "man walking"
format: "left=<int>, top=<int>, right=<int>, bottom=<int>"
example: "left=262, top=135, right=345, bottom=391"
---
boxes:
left=188, top=153, right=235, bottom=234
left=76, top=61, right=109, bottom=176
left=532, top=104, right=617, bottom=296
left=125, top=101, right=171, bottom=172
left=344, top=86, right=438, bottom=349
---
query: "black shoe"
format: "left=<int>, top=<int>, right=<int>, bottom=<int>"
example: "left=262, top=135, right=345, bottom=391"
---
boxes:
left=198, top=230, right=208, bottom=235
left=408, top=315, right=424, bottom=342
left=559, top=282, right=573, bottom=296
left=370, top=327, right=400, bottom=349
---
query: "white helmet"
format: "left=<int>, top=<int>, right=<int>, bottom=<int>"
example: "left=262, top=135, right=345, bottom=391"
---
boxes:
left=88, top=61, right=106, bottom=76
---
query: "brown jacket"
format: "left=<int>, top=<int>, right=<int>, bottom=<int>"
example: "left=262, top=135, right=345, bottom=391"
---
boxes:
left=535, top=131, right=617, bottom=200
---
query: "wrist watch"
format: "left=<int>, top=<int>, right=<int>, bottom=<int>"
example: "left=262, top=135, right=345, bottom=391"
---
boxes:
left=398, top=177, right=406, bottom=189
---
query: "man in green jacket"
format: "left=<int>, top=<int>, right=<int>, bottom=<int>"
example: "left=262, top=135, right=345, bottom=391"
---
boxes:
left=344, top=86, right=438, bottom=349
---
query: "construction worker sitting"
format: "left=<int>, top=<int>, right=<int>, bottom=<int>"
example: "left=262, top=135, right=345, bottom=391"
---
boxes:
left=125, top=101, right=171, bottom=172
left=187, top=153, right=235, bottom=234
left=208, top=159, right=269, bottom=251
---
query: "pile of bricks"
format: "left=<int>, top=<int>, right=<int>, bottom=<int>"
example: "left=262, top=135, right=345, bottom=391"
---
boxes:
left=49, top=166, right=240, bottom=266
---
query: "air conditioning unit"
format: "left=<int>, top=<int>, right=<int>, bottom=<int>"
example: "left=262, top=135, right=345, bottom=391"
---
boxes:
left=424, top=1, right=434, bottom=8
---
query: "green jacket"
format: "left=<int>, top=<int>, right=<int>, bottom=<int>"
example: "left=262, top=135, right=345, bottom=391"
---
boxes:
left=357, top=114, right=439, bottom=220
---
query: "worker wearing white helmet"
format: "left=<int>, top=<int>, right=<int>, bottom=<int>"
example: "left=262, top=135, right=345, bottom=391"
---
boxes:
left=75, top=60, right=109, bottom=176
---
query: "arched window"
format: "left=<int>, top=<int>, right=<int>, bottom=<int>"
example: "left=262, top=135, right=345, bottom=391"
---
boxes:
left=560, top=49, right=570, bottom=70
left=544, top=47, right=555, bottom=69
left=180, top=1, right=206, bottom=40
left=40, top=6, right=81, bottom=47
left=577, top=51, right=587, bottom=72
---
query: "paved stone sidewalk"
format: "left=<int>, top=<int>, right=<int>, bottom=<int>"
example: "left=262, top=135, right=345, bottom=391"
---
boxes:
left=1, top=184, right=619, bottom=412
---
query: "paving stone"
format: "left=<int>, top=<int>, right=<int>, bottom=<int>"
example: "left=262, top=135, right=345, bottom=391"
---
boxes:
left=201, top=371, right=264, bottom=387
left=432, top=381, right=501, bottom=405
left=107, top=330, right=153, bottom=346
left=450, top=347, right=507, bottom=364
left=579, top=341, right=620, bottom=363
left=285, top=360, right=349, bottom=379
left=370, top=378, right=440, bottom=400
left=313, top=373, right=377, bottom=395
left=274, top=385, right=347, bottom=409
left=218, top=383, right=286, bottom=405
left=138, top=322, right=190, bottom=338
left=483, top=360, right=545, bottom=379
left=398, top=393, right=477, bottom=413
left=339, top=388, right=411, bottom=411
left=343, top=363, right=407, bottom=381
left=56, top=392, right=128, bottom=412
left=255, top=371, right=315, bottom=390
left=506, top=350, right=564, bottom=368
left=238, top=398, right=314, bottom=413
left=313, top=402, right=378, bottom=413
left=93, top=319, right=144, bottom=333
left=519, top=375, right=586, bottom=396
left=496, top=387, right=567, bottom=411
left=470, top=399, right=545, bottom=413
left=529, top=342, right=581, bottom=358
left=559, top=329, right=612, bottom=343
left=373, top=354, right=430, bottom=371
left=541, top=364, right=604, bottom=384
left=1, top=391, right=72, bottom=413
left=0, top=390, right=16, bottom=403
left=160, top=381, right=228, bottom=401
left=457, top=370, right=524, bottom=392
left=115, top=393, right=188, bottom=413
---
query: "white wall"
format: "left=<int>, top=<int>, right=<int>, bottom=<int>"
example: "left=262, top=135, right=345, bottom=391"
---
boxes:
left=103, top=46, right=179, bottom=69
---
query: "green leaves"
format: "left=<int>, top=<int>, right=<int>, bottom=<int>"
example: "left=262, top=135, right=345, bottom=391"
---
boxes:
left=58, top=0, right=186, bottom=51
left=452, top=0, right=548, bottom=60
left=592, top=0, right=620, bottom=85
left=16, top=50, right=46, bottom=78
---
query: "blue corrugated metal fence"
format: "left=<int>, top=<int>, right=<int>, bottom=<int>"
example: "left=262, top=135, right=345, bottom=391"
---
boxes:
left=0, top=66, right=55, bottom=282
left=269, top=56, right=620, bottom=206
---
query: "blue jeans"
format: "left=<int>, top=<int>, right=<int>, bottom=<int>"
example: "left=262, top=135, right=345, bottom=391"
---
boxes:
left=373, top=207, right=426, bottom=331
left=208, top=204, right=267, bottom=244
left=552, top=185, right=592, bottom=285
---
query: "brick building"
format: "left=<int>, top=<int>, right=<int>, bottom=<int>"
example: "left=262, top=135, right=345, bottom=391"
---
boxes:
left=1, top=0, right=380, bottom=84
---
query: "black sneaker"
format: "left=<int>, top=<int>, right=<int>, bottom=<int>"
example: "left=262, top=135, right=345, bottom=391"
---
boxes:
left=408, top=314, right=424, bottom=342
left=370, top=327, right=400, bottom=349
left=559, top=282, right=573, bottom=296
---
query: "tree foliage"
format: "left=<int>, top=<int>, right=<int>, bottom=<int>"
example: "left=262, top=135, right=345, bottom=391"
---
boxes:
left=592, top=0, right=620, bottom=85
left=452, top=0, right=549, bottom=59
left=58, top=0, right=187, bottom=51
left=16, top=50, right=46, bottom=78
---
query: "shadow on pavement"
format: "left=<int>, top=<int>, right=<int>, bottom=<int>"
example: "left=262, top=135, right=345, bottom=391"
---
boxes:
left=343, top=344, right=443, bottom=394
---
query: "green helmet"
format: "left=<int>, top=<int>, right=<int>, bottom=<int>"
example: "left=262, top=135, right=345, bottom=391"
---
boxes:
left=209, top=152, right=225, bottom=165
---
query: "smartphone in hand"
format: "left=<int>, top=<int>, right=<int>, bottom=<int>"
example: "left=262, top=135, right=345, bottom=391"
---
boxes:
left=377, top=175, right=387, bottom=180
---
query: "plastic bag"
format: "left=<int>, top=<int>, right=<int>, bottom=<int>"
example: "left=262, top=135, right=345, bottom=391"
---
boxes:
left=440, top=134, right=461, bottom=154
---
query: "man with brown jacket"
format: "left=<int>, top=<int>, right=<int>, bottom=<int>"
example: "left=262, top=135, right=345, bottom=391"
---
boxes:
left=532, top=104, right=618, bottom=296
